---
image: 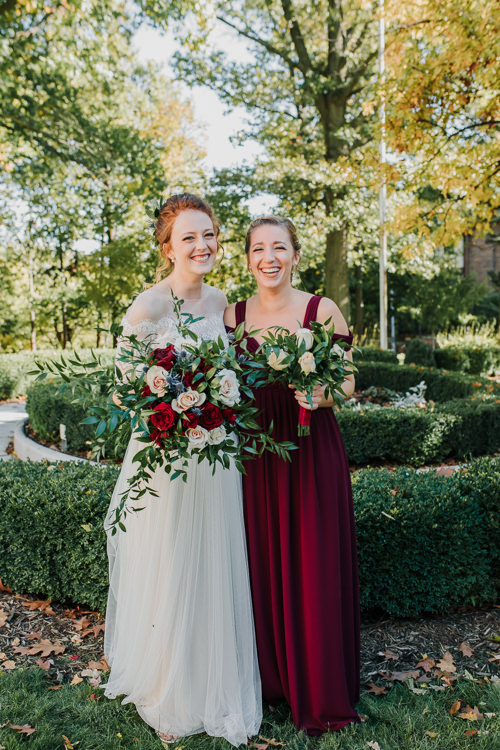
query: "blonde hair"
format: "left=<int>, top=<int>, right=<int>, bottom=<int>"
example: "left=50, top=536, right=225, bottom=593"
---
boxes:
left=154, top=193, right=220, bottom=282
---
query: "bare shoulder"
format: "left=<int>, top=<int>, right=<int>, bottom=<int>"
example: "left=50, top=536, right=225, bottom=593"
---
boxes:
left=317, top=296, right=349, bottom=335
left=223, top=302, right=237, bottom=328
left=124, top=287, right=166, bottom=327
left=203, top=284, right=227, bottom=314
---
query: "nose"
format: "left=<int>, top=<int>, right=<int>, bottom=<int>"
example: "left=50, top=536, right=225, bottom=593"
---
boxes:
left=262, top=245, right=276, bottom=262
left=194, top=233, right=209, bottom=251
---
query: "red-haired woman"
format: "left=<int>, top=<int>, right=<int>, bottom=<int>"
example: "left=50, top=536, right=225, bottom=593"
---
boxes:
left=103, top=195, right=261, bottom=746
left=225, top=216, right=360, bottom=735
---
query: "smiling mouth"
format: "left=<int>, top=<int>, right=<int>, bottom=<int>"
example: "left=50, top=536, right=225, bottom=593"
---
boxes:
left=260, top=267, right=281, bottom=276
left=191, top=253, right=211, bottom=262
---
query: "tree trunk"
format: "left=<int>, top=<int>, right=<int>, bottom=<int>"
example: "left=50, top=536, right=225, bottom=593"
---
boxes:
left=324, top=226, right=350, bottom=322
left=354, top=264, right=363, bottom=336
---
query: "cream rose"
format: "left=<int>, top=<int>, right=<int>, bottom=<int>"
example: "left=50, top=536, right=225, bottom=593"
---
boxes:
left=208, top=425, right=227, bottom=445
left=216, top=369, right=240, bottom=406
left=186, top=425, right=209, bottom=449
left=295, top=327, right=314, bottom=350
left=172, top=389, right=206, bottom=413
left=298, top=351, right=316, bottom=374
left=267, top=348, right=289, bottom=371
left=146, top=365, right=169, bottom=395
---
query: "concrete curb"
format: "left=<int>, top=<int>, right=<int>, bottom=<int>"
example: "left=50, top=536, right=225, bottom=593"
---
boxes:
left=14, top=418, right=99, bottom=466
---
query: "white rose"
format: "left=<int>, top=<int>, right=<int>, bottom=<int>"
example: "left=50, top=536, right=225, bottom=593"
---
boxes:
left=267, top=348, right=289, bottom=371
left=298, top=351, right=316, bottom=374
left=208, top=425, right=227, bottom=445
left=172, top=389, right=206, bottom=413
left=146, top=365, right=169, bottom=395
left=331, top=343, right=348, bottom=360
left=216, top=368, right=240, bottom=406
left=295, top=327, right=314, bottom=350
left=186, top=425, right=209, bottom=449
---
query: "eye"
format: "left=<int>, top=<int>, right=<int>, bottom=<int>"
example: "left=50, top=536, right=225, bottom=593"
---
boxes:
left=252, top=246, right=264, bottom=252
left=204, top=231, right=215, bottom=238
left=183, top=235, right=194, bottom=241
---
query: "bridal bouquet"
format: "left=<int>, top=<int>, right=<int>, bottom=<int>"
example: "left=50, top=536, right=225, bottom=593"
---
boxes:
left=31, top=298, right=294, bottom=532
left=255, top=319, right=357, bottom=436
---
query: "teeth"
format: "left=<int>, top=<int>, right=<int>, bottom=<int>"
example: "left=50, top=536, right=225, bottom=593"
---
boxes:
left=261, top=268, right=280, bottom=275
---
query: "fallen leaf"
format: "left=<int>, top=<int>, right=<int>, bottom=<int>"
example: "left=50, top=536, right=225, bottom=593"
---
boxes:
left=89, top=675, right=102, bottom=687
left=258, top=737, right=285, bottom=747
left=72, top=617, right=92, bottom=632
left=450, top=700, right=462, bottom=715
left=367, top=742, right=381, bottom=750
left=465, top=729, right=478, bottom=738
left=25, top=631, right=43, bottom=642
left=389, top=670, right=420, bottom=682
left=458, top=705, right=483, bottom=721
left=11, top=637, right=19, bottom=647
left=459, top=642, right=474, bottom=658
left=14, top=639, right=66, bottom=657
left=22, top=599, right=56, bottom=615
left=48, top=685, right=62, bottom=690
left=441, top=674, right=458, bottom=688
left=425, top=731, right=437, bottom=738
left=36, top=658, right=53, bottom=671
left=0, top=610, right=8, bottom=628
left=62, top=734, right=80, bottom=749
left=436, top=651, right=456, bottom=673
left=92, top=623, right=105, bottom=638
left=415, top=656, right=435, bottom=672
left=9, top=724, right=36, bottom=736
left=1, top=660, right=16, bottom=670
left=0, top=578, right=12, bottom=593
left=488, top=653, right=500, bottom=662
left=366, top=682, right=388, bottom=696
left=485, top=713, right=497, bottom=718
left=88, top=658, right=110, bottom=672
left=381, top=648, right=399, bottom=660
left=70, top=674, right=83, bottom=686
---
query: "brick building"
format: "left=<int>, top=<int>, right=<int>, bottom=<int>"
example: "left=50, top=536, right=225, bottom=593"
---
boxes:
left=463, top=223, right=500, bottom=286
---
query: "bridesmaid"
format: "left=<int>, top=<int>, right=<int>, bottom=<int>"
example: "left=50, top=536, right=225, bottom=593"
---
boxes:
left=224, top=216, right=360, bottom=734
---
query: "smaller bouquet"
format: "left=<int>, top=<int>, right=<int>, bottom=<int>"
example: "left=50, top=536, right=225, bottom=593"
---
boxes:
left=256, top=319, right=357, bottom=436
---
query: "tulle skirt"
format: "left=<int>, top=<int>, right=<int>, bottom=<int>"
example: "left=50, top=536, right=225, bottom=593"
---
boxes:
left=103, top=436, right=262, bottom=746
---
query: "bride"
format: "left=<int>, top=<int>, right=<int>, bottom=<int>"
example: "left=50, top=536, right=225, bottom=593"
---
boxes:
left=103, top=194, right=262, bottom=746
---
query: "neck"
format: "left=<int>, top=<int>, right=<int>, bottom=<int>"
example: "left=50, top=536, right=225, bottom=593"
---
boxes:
left=165, top=271, right=204, bottom=301
left=255, top=284, right=296, bottom=311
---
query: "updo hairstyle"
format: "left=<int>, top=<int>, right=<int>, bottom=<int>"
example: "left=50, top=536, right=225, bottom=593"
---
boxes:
left=155, top=193, right=220, bottom=282
left=244, top=216, right=301, bottom=255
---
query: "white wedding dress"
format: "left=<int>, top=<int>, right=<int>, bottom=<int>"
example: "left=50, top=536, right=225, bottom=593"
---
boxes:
left=103, top=295, right=262, bottom=746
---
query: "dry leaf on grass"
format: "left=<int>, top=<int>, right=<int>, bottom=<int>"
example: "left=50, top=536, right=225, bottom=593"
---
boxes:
left=1, top=660, right=16, bottom=670
left=367, top=742, right=381, bottom=750
left=35, top=658, right=53, bottom=671
left=458, top=705, right=483, bottom=721
left=87, top=658, right=110, bottom=672
left=70, top=675, right=83, bottom=686
left=9, top=724, right=36, bottom=736
left=450, top=700, right=462, bottom=715
left=436, top=651, right=456, bottom=673
left=425, top=731, right=437, bottom=738
left=366, top=682, right=388, bottom=696
left=415, top=656, right=435, bottom=672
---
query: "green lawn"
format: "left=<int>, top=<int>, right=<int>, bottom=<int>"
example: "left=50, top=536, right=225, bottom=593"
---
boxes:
left=0, top=668, right=499, bottom=750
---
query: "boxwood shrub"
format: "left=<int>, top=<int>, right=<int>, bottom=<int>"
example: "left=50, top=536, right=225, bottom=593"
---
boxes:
left=355, top=360, right=496, bottom=402
left=338, top=397, right=500, bottom=466
left=404, top=338, right=436, bottom=367
left=435, top=345, right=500, bottom=375
left=0, top=458, right=497, bottom=616
left=0, top=349, right=115, bottom=400
left=356, top=347, right=398, bottom=364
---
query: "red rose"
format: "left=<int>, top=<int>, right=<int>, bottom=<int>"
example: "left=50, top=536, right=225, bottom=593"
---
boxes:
left=152, top=345, right=176, bottom=371
left=222, top=407, right=237, bottom=425
left=182, top=410, right=199, bottom=431
left=199, top=402, right=223, bottom=430
left=183, top=371, right=195, bottom=388
left=141, top=385, right=152, bottom=398
left=150, top=402, right=176, bottom=433
left=150, top=427, right=164, bottom=447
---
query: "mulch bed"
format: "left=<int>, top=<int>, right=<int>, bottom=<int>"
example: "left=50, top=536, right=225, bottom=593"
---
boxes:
left=1, top=585, right=499, bottom=694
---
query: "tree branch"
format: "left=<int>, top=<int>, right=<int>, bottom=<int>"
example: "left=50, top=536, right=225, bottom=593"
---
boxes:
left=215, top=15, right=300, bottom=73
left=280, top=0, right=316, bottom=74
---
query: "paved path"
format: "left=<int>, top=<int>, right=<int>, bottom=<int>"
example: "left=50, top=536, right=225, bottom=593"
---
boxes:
left=0, top=401, right=27, bottom=459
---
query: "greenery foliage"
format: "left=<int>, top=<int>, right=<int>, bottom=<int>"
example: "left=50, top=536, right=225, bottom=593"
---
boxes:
left=0, top=458, right=498, bottom=617
left=0, top=349, right=115, bottom=400
left=435, top=345, right=500, bottom=375
left=356, top=347, right=398, bottom=364
left=404, top=339, right=436, bottom=367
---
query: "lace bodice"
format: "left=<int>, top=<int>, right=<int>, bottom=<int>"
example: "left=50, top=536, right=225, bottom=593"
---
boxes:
left=120, top=310, right=229, bottom=350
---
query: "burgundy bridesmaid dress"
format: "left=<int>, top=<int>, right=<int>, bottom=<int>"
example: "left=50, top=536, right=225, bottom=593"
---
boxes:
left=229, top=295, right=360, bottom=734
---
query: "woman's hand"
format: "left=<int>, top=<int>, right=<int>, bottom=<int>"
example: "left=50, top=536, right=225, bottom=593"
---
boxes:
left=288, top=383, right=330, bottom=410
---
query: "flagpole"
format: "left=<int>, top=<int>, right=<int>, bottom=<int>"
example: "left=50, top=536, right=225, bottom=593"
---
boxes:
left=378, top=0, right=388, bottom=349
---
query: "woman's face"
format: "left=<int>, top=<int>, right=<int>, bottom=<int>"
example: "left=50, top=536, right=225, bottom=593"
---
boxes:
left=166, top=209, right=218, bottom=277
left=247, top=224, right=298, bottom=290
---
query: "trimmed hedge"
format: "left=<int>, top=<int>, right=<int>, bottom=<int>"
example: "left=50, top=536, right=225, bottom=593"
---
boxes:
left=355, top=360, right=497, bottom=402
left=404, top=338, right=436, bottom=367
left=0, top=458, right=498, bottom=616
left=0, top=349, right=115, bottom=400
left=435, top=345, right=500, bottom=375
left=338, top=397, right=500, bottom=466
left=356, top=346, right=398, bottom=364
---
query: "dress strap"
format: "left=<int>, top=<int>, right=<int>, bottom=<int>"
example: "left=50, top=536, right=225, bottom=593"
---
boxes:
left=235, top=300, right=247, bottom=327
left=302, top=295, right=322, bottom=327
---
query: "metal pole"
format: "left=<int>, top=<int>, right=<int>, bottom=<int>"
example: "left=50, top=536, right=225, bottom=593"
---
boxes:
left=378, top=0, right=388, bottom=349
